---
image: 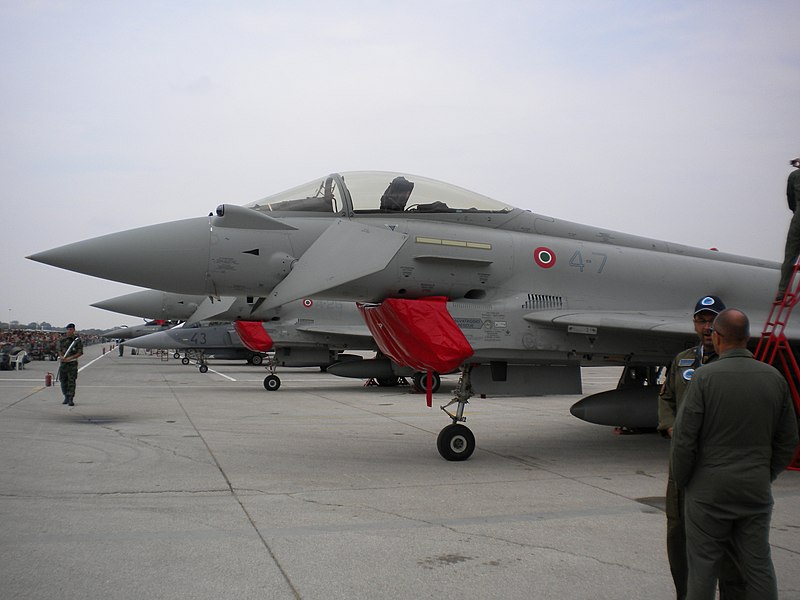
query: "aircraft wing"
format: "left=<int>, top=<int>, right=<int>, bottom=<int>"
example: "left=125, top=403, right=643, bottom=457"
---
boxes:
left=523, top=309, right=696, bottom=336
left=524, top=307, right=800, bottom=340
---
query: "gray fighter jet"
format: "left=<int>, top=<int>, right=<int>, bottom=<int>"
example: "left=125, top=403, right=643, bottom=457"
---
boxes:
left=94, top=291, right=205, bottom=321
left=115, top=297, right=383, bottom=389
left=122, top=321, right=313, bottom=376
left=94, top=290, right=424, bottom=390
left=29, top=171, right=789, bottom=460
left=105, top=320, right=177, bottom=340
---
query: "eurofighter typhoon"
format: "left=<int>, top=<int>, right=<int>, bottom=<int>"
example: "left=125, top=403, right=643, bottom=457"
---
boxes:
left=29, top=171, right=785, bottom=460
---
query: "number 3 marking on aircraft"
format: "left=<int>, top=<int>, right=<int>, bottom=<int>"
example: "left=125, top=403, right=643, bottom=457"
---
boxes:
left=569, top=250, right=607, bottom=274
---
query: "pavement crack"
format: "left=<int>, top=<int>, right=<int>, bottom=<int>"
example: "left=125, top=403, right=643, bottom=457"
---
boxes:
left=78, top=416, right=215, bottom=466
left=166, top=381, right=302, bottom=600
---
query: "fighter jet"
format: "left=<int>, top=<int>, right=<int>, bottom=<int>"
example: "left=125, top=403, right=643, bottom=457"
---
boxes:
left=93, top=291, right=205, bottom=321
left=29, top=171, right=790, bottom=460
left=94, top=289, right=281, bottom=325
left=121, top=321, right=289, bottom=375
left=93, top=289, right=425, bottom=390
left=117, top=298, right=380, bottom=388
left=156, top=322, right=267, bottom=370
left=105, top=320, right=177, bottom=340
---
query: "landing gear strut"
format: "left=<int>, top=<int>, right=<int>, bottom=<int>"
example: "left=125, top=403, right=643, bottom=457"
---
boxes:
left=263, top=355, right=281, bottom=391
left=437, top=366, right=476, bottom=461
left=179, top=351, right=209, bottom=373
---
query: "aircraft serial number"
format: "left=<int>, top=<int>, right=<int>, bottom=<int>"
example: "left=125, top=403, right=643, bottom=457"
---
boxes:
left=189, top=333, right=208, bottom=344
left=569, top=251, right=607, bottom=274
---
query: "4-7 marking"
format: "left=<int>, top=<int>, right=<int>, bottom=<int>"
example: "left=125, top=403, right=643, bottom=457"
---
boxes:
left=569, top=250, right=607, bottom=273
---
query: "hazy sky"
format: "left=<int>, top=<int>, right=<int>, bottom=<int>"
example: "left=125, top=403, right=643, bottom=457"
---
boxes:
left=2, top=1, right=799, bottom=330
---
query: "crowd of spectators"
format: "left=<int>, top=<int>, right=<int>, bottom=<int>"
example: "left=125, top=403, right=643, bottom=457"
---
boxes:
left=0, top=329, right=103, bottom=361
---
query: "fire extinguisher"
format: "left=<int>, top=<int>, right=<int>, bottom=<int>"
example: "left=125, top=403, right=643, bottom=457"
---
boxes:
left=45, top=372, right=53, bottom=387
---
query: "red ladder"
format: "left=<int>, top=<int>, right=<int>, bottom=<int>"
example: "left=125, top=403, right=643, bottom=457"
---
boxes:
left=754, top=259, right=800, bottom=471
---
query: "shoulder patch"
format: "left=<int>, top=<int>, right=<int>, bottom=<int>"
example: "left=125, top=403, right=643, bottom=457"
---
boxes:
left=678, top=358, right=695, bottom=367
left=682, top=368, right=695, bottom=381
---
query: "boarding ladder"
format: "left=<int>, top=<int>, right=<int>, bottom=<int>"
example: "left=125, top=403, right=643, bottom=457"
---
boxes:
left=754, top=258, right=800, bottom=471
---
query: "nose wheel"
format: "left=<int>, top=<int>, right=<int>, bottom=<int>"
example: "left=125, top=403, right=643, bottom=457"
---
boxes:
left=264, top=374, right=281, bottom=391
left=436, top=424, right=475, bottom=461
left=259, top=354, right=282, bottom=391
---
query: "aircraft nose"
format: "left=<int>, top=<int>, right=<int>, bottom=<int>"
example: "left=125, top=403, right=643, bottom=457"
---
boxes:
left=27, top=217, right=213, bottom=295
left=91, top=290, right=202, bottom=320
left=90, top=292, right=164, bottom=318
left=124, top=331, right=175, bottom=350
left=104, top=327, right=132, bottom=339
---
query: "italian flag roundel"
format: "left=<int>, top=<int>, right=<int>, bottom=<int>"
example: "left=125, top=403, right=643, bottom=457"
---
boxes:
left=534, top=247, right=556, bottom=268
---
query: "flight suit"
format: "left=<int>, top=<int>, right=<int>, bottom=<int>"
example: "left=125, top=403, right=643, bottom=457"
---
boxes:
left=778, top=167, right=800, bottom=296
left=659, top=345, right=739, bottom=599
left=57, top=334, right=83, bottom=404
left=672, top=349, right=799, bottom=600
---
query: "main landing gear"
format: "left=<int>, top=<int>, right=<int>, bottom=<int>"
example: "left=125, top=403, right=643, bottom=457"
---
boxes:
left=437, top=365, right=475, bottom=461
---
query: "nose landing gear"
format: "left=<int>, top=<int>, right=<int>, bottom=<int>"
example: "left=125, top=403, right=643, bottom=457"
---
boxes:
left=262, top=356, right=281, bottom=391
left=437, top=366, right=475, bottom=461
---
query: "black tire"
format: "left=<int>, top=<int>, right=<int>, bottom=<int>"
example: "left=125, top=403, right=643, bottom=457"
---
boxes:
left=250, top=354, right=263, bottom=366
left=413, top=371, right=441, bottom=393
left=199, top=364, right=209, bottom=373
left=376, top=377, right=397, bottom=387
left=173, top=352, right=180, bottom=359
left=436, top=424, right=476, bottom=461
left=264, top=375, right=281, bottom=391
left=181, top=357, right=190, bottom=365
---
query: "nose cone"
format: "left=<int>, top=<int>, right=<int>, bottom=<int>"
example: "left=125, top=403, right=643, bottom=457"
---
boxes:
left=92, top=290, right=203, bottom=320
left=124, top=329, right=179, bottom=350
left=105, top=326, right=134, bottom=339
left=28, top=217, right=213, bottom=295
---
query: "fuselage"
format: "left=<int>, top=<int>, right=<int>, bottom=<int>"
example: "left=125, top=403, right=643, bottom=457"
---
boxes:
left=31, top=171, right=781, bottom=370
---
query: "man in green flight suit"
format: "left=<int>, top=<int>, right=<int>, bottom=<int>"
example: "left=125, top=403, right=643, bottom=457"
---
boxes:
left=672, top=308, right=799, bottom=599
left=777, top=156, right=800, bottom=299
left=658, top=295, right=744, bottom=599
left=57, top=323, right=83, bottom=406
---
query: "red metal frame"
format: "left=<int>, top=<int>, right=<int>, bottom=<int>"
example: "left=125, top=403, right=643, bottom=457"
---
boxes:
left=754, top=260, right=800, bottom=471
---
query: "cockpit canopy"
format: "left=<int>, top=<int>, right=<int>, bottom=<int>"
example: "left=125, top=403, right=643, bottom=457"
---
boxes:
left=244, top=171, right=513, bottom=215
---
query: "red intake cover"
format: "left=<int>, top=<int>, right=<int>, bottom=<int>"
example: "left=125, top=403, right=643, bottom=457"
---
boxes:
left=234, top=321, right=274, bottom=352
left=357, top=297, right=473, bottom=373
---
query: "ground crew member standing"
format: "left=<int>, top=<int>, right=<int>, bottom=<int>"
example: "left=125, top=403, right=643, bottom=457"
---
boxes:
left=777, top=157, right=800, bottom=299
left=672, top=308, right=799, bottom=600
left=57, top=323, right=83, bottom=406
left=658, top=295, right=744, bottom=599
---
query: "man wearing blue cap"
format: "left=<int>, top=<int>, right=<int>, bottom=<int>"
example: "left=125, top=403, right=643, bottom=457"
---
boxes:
left=659, top=296, right=744, bottom=599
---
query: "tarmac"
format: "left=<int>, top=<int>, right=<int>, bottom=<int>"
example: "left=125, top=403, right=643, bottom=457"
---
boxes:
left=1, top=343, right=798, bottom=600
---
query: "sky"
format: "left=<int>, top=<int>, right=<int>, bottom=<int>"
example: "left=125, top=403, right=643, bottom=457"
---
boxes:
left=2, top=0, right=799, bottom=330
